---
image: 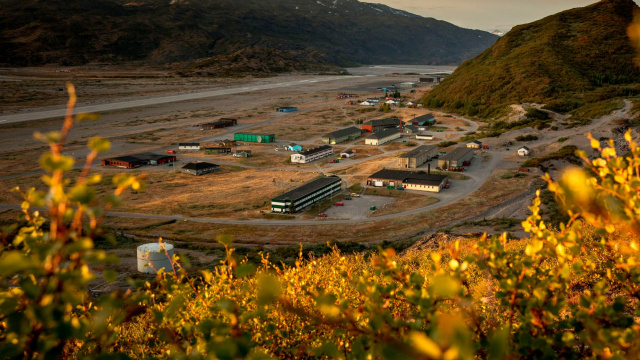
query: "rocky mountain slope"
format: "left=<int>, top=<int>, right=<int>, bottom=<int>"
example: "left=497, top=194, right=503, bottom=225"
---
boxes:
left=0, top=0, right=498, bottom=74
left=422, top=0, right=640, bottom=119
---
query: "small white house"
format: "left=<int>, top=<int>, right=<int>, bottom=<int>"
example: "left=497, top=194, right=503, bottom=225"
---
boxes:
left=415, top=133, right=434, bottom=140
left=467, top=140, right=482, bottom=149
left=340, top=150, right=355, bottom=158
left=178, top=143, right=201, bottom=151
left=360, top=101, right=375, bottom=106
left=385, top=100, right=398, bottom=105
left=518, top=146, right=530, bottom=156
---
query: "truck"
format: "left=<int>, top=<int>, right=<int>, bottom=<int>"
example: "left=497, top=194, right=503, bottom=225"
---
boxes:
left=334, top=202, right=344, bottom=206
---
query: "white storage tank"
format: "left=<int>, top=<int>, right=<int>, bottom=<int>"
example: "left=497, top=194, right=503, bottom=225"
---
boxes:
left=137, top=243, right=175, bottom=274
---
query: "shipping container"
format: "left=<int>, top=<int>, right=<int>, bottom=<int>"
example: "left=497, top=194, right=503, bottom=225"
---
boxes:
left=233, top=133, right=276, bottom=143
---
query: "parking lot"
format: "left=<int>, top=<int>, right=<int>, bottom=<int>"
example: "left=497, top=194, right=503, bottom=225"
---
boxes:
left=323, top=195, right=394, bottom=220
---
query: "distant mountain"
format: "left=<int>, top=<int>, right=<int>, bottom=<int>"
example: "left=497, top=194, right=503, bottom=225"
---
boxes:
left=0, top=0, right=498, bottom=75
left=423, top=0, right=640, bottom=118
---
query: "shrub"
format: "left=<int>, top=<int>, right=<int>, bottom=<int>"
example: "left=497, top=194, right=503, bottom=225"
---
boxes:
left=515, top=134, right=539, bottom=141
left=525, top=108, right=551, bottom=120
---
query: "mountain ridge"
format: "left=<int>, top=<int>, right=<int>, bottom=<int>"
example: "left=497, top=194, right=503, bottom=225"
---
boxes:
left=0, top=0, right=499, bottom=74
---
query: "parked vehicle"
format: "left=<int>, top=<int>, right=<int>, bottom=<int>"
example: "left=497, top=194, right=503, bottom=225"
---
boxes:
left=344, top=196, right=352, bottom=200
left=444, top=183, right=450, bottom=189
left=334, top=202, right=344, bottom=206
left=329, top=160, right=335, bottom=163
left=167, top=150, right=176, bottom=154
left=369, top=206, right=377, bottom=211
left=317, top=213, right=328, bottom=217
left=351, top=193, right=360, bottom=197
left=462, top=161, right=471, bottom=166
left=396, top=187, right=404, bottom=190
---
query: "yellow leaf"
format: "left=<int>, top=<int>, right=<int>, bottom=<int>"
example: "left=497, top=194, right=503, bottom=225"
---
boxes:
left=591, top=139, right=600, bottom=149
left=409, top=331, right=442, bottom=358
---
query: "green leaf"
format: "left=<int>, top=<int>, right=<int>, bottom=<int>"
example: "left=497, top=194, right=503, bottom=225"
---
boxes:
left=88, top=137, right=111, bottom=153
left=235, top=264, right=255, bottom=278
left=257, top=275, right=281, bottom=306
left=68, top=185, right=96, bottom=205
left=216, top=234, right=234, bottom=246
left=0, top=252, right=36, bottom=276
left=40, top=153, right=75, bottom=172
left=429, top=274, right=461, bottom=298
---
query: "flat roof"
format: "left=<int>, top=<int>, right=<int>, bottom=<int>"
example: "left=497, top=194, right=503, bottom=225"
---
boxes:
left=399, top=145, right=437, bottom=159
left=367, top=128, right=400, bottom=140
left=273, top=176, right=341, bottom=202
left=404, top=177, right=447, bottom=186
left=440, top=147, right=474, bottom=161
left=182, top=162, right=219, bottom=170
left=363, top=118, right=401, bottom=127
left=179, top=143, right=200, bottom=146
left=298, top=145, right=332, bottom=156
left=323, top=126, right=361, bottom=139
left=412, top=113, right=435, bottom=122
left=105, top=153, right=175, bottom=163
left=108, top=155, right=145, bottom=163
left=369, top=169, right=447, bottom=183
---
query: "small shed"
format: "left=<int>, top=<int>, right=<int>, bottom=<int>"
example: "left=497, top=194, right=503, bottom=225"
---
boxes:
left=179, top=143, right=201, bottom=151
left=518, top=146, right=530, bottom=156
left=234, top=150, right=252, bottom=158
left=277, top=106, right=297, bottom=112
left=340, top=150, right=355, bottom=158
left=467, top=140, right=482, bottom=149
left=286, top=143, right=303, bottom=152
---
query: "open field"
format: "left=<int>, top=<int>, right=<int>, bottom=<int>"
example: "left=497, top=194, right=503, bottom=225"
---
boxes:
left=363, top=188, right=440, bottom=217
left=0, top=168, right=321, bottom=219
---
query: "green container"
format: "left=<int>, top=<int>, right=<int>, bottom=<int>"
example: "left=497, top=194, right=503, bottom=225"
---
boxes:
left=234, top=133, right=276, bottom=143
left=387, top=185, right=394, bottom=189
left=370, top=206, right=376, bottom=211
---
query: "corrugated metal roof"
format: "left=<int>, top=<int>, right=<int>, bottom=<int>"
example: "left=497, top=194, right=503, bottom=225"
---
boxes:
left=440, top=147, right=474, bottom=161
left=273, top=176, right=341, bottom=202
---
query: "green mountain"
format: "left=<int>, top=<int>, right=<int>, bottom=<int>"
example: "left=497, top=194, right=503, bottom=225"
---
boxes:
left=422, top=0, right=640, bottom=119
left=0, top=0, right=498, bottom=75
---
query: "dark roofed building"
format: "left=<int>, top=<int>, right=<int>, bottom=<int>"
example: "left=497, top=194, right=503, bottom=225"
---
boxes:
left=397, top=145, right=438, bottom=168
left=180, top=162, right=220, bottom=176
left=407, top=113, right=435, bottom=126
left=271, top=176, right=342, bottom=213
left=438, top=147, right=474, bottom=168
left=101, top=153, right=176, bottom=168
left=365, top=128, right=401, bottom=146
left=322, top=127, right=362, bottom=144
left=291, top=145, right=333, bottom=164
left=367, top=168, right=448, bottom=193
left=201, top=118, right=237, bottom=130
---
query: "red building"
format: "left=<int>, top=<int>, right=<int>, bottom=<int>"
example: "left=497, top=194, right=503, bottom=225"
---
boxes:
left=361, top=118, right=403, bottom=133
left=101, top=153, right=176, bottom=168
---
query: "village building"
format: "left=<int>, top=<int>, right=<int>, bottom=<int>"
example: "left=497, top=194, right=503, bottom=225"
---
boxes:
left=337, top=93, right=359, bottom=99
left=345, top=100, right=358, bottom=105
left=367, top=168, right=448, bottom=193
left=438, top=147, right=475, bottom=169
left=518, top=146, right=530, bottom=156
left=101, top=153, right=177, bottom=168
left=406, top=113, right=435, bottom=126
left=234, top=133, right=275, bottom=143
left=340, top=150, right=355, bottom=158
left=179, top=143, right=201, bottom=151
left=180, top=162, right=220, bottom=176
left=322, top=127, right=362, bottom=144
left=403, top=125, right=420, bottom=134
left=419, top=76, right=442, bottom=83
left=467, top=140, right=483, bottom=149
left=271, top=176, right=342, bottom=213
left=400, top=82, right=417, bottom=88
left=201, top=118, right=237, bottom=130
left=361, top=118, right=402, bottom=133
left=286, top=143, right=303, bottom=152
left=204, top=147, right=232, bottom=154
left=415, top=133, right=434, bottom=140
left=397, top=145, right=438, bottom=169
left=365, top=128, right=401, bottom=146
left=233, top=150, right=252, bottom=158
left=277, top=106, right=298, bottom=112
left=290, top=145, right=333, bottom=164
left=360, top=101, right=376, bottom=106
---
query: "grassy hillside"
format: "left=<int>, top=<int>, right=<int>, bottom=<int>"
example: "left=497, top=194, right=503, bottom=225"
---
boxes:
left=422, top=0, right=640, bottom=119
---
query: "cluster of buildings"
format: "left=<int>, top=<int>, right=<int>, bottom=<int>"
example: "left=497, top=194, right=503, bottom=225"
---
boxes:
left=290, top=145, right=334, bottom=164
